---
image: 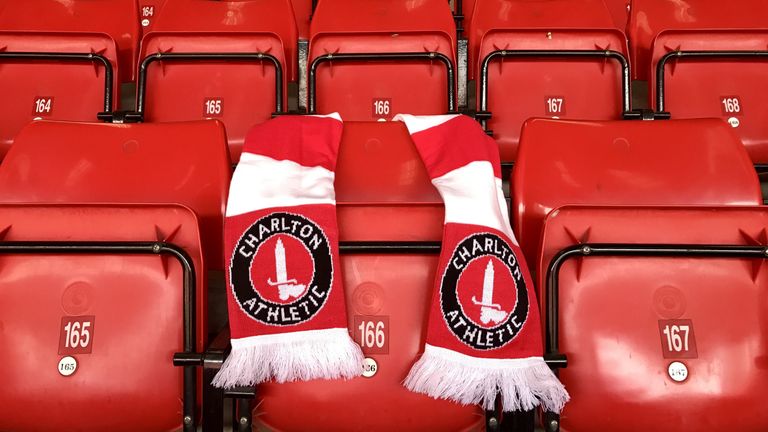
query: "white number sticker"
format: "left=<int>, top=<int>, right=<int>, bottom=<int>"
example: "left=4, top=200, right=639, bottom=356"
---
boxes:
left=58, top=356, right=78, bottom=377
left=361, top=357, right=378, bottom=378
left=667, top=361, right=689, bottom=382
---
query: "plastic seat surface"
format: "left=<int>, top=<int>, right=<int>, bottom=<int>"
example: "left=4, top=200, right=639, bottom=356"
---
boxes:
left=468, top=0, right=628, bottom=162
left=139, top=0, right=297, bottom=163
left=335, top=121, right=443, bottom=241
left=602, top=0, right=630, bottom=31
left=0, top=120, right=230, bottom=270
left=309, top=0, right=456, bottom=120
left=539, top=205, right=768, bottom=432
left=649, top=29, right=768, bottom=163
left=254, top=122, right=484, bottom=431
left=628, top=0, right=768, bottom=162
left=512, top=118, right=762, bottom=275
left=0, top=0, right=139, bottom=82
left=0, top=32, right=119, bottom=160
left=289, top=0, right=312, bottom=39
left=0, top=204, right=204, bottom=432
left=628, top=0, right=768, bottom=79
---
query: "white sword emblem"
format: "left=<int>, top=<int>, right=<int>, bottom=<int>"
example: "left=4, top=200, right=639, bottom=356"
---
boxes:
left=471, top=259, right=508, bottom=325
left=267, top=239, right=306, bottom=301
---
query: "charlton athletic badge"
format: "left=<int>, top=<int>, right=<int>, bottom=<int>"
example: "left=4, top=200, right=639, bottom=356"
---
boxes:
left=230, top=212, right=333, bottom=326
left=441, top=233, right=529, bottom=350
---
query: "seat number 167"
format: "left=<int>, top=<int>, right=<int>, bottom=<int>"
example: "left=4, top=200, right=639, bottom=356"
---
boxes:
left=658, top=319, right=697, bottom=359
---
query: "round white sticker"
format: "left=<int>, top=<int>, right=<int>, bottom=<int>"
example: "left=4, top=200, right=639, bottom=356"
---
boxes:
left=362, top=357, right=378, bottom=378
left=668, top=361, right=688, bottom=382
left=58, top=356, right=78, bottom=377
left=141, top=19, right=150, bottom=27
left=728, top=117, right=740, bottom=128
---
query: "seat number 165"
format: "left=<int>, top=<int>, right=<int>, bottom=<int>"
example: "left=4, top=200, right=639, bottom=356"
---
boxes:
left=59, top=316, right=95, bottom=355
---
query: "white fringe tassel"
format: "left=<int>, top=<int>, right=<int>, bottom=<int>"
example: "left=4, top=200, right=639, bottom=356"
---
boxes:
left=212, top=328, right=364, bottom=388
left=404, top=344, right=570, bottom=413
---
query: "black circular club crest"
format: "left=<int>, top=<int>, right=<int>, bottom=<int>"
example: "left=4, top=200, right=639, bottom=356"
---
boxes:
left=230, top=212, right=333, bottom=326
left=440, top=232, right=529, bottom=350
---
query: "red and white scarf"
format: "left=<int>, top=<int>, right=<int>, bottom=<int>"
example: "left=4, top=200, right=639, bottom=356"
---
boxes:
left=214, top=113, right=568, bottom=413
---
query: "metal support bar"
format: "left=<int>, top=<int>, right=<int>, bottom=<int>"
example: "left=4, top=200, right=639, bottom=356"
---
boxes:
left=656, top=50, right=768, bottom=113
left=457, top=39, right=469, bottom=110
left=338, top=240, right=441, bottom=253
left=0, top=241, right=197, bottom=432
left=203, top=368, right=224, bottom=432
left=308, top=52, right=456, bottom=113
left=134, top=52, right=284, bottom=119
left=478, top=50, right=631, bottom=131
left=454, top=0, right=465, bottom=38
left=235, top=398, right=251, bottom=432
left=0, top=51, right=114, bottom=113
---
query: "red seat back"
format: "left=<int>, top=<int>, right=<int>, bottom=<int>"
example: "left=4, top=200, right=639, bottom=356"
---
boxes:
left=512, top=118, right=762, bottom=275
left=0, top=203, right=205, bottom=431
left=540, top=205, right=768, bottom=432
left=309, top=0, right=456, bottom=120
left=0, top=120, right=230, bottom=270
left=336, top=121, right=443, bottom=240
left=139, top=0, right=297, bottom=163
left=0, top=31, right=119, bottom=159
left=628, top=0, right=767, bottom=80
left=254, top=122, right=484, bottom=431
left=0, top=0, right=139, bottom=82
left=629, top=0, right=768, bottom=163
left=468, top=0, right=628, bottom=161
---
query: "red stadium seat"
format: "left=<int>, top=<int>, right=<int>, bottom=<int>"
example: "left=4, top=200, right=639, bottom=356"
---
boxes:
left=467, top=0, right=630, bottom=162
left=512, top=118, right=762, bottom=278
left=0, top=0, right=139, bottom=159
left=308, top=0, right=457, bottom=120
left=0, top=0, right=139, bottom=82
left=244, top=122, right=485, bottom=431
left=136, top=0, right=298, bottom=163
left=0, top=203, right=205, bottom=432
left=0, top=120, right=231, bottom=270
left=539, top=206, right=768, bottom=432
left=628, top=0, right=768, bottom=163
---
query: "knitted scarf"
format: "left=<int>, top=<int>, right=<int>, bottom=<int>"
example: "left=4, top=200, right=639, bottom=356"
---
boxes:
left=213, top=113, right=568, bottom=414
